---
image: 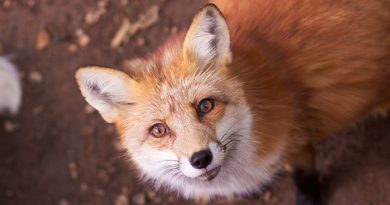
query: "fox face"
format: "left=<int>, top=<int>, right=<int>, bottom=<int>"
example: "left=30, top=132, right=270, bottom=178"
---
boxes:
left=76, top=5, right=277, bottom=198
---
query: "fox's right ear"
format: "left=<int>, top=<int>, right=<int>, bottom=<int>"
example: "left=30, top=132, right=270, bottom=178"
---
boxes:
left=183, top=4, right=231, bottom=66
left=75, top=67, right=137, bottom=123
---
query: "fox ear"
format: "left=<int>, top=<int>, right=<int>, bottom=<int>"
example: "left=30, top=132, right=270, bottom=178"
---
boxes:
left=183, top=4, right=231, bottom=66
left=75, top=67, right=136, bottom=123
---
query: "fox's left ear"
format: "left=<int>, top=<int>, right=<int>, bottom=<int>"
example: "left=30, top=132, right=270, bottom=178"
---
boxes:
left=183, top=4, right=231, bottom=66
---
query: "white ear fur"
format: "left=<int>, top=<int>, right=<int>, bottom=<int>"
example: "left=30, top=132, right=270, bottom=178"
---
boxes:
left=75, top=67, right=136, bottom=123
left=183, top=4, right=231, bottom=66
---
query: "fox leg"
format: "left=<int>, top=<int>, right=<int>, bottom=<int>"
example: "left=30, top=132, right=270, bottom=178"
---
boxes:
left=292, top=144, right=324, bottom=205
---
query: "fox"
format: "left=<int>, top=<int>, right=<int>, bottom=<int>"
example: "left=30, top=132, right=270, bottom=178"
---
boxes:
left=75, top=1, right=390, bottom=205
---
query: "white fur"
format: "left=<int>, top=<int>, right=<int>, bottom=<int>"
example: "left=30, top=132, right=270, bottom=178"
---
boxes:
left=0, top=56, right=21, bottom=115
left=130, top=102, right=277, bottom=199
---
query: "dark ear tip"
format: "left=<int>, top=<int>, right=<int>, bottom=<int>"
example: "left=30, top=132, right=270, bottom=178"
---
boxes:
left=198, top=3, right=224, bottom=18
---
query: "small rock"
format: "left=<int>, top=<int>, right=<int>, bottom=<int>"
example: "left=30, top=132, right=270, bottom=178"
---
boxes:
left=27, top=0, right=36, bottom=7
left=146, top=190, right=156, bottom=199
left=76, top=29, right=90, bottom=47
left=80, top=182, right=88, bottom=192
left=262, top=191, right=272, bottom=203
left=115, top=194, right=129, bottom=205
left=29, top=71, right=43, bottom=83
left=170, top=26, right=178, bottom=34
left=67, top=44, right=78, bottom=53
left=120, top=0, right=128, bottom=5
left=95, top=188, right=105, bottom=196
left=136, top=37, right=145, bottom=46
left=3, top=0, right=11, bottom=8
left=68, top=161, right=78, bottom=180
left=105, top=125, right=115, bottom=134
left=84, top=105, right=95, bottom=114
left=4, top=120, right=19, bottom=133
left=58, top=199, right=69, bottom=205
left=36, top=30, right=50, bottom=51
left=132, top=193, right=146, bottom=205
left=32, top=105, right=43, bottom=115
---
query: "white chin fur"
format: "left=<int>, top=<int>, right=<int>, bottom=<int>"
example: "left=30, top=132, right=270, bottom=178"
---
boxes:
left=0, top=56, right=22, bottom=115
left=130, top=104, right=278, bottom=199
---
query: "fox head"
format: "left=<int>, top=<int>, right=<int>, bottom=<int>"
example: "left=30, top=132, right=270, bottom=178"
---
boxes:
left=75, top=4, right=275, bottom=199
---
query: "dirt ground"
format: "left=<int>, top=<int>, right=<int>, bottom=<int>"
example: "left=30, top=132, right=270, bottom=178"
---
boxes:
left=0, top=0, right=389, bottom=205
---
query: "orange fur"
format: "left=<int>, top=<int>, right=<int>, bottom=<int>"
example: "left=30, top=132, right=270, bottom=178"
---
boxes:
left=212, top=0, right=390, bottom=168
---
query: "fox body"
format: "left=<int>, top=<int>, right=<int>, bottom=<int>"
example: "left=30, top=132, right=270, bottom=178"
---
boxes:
left=76, top=0, right=390, bottom=204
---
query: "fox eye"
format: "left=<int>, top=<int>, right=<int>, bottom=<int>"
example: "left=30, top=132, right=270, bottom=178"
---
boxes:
left=197, top=98, right=215, bottom=115
left=150, top=123, right=168, bottom=138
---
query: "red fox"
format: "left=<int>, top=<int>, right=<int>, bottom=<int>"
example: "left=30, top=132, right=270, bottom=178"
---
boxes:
left=75, top=1, right=390, bottom=204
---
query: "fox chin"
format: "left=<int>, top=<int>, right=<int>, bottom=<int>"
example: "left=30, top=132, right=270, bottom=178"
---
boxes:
left=75, top=1, right=390, bottom=204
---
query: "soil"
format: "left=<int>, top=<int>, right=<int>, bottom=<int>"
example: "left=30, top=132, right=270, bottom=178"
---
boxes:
left=0, top=1, right=389, bottom=205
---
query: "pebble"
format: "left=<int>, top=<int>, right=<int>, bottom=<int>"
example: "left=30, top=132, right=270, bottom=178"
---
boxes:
left=27, top=0, right=36, bottom=7
left=29, top=71, right=43, bottom=83
left=80, top=182, right=88, bottom=192
left=146, top=190, right=156, bottom=199
left=263, top=191, right=272, bottom=203
left=58, top=199, right=69, bottom=205
left=36, top=30, right=50, bottom=51
left=136, top=37, right=145, bottom=46
left=32, top=105, right=44, bottom=115
left=76, top=29, right=90, bottom=47
left=3, top=0, right=11, bottom=8
left=170, top=26, right=178, bottom=34
left=4, top=120, right=19, bottom=133
left=95, top=188, right=105, bottom=196
left=67, top=44, right=78, bottom=53
left=68, top=161, right=78, bottom=180
left=132, top=193, right=146, bottom=205
left=115, top=194, right=129, bottom=205
left=84, top=105, right=95, bottom=114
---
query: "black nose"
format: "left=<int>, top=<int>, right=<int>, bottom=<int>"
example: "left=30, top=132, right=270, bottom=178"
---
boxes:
left=190, top=149, right=213, bottom=169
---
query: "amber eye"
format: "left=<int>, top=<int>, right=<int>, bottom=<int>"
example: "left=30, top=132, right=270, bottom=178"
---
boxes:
left=197, top=98, right=215, bottom=115
left=150, top=123, right=167, bottom=138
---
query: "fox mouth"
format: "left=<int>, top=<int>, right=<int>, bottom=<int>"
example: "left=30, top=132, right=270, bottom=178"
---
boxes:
left=196, top=166, right=221, bottom=181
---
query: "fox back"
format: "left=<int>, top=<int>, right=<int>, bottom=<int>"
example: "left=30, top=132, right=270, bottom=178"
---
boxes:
left=75, top=0, right=390, bottom=201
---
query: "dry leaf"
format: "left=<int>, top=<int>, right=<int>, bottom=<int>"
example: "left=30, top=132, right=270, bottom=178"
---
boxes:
left=85, top=0, right=107, bottom=25
left=111, top=5, right=159, bottom=48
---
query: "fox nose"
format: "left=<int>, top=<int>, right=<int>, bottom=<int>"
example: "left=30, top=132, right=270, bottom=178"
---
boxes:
left=190, top=149, right=213, bottom=169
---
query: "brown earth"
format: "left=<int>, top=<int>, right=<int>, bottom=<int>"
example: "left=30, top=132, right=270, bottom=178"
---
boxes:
left=0, top=0, right=389, bottom=205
